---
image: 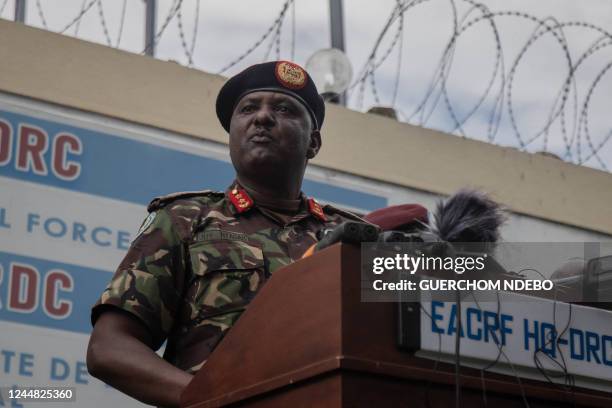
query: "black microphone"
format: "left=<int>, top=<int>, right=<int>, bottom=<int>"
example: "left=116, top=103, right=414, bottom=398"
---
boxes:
left=315, top=221, right=381, bottom=251
left=428, top=189, right=506, bottom=244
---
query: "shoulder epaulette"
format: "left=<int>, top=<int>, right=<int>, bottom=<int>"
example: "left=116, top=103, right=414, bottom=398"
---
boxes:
left=322, top=204, right=370, bottom=223
left=147, top=190, right=223, bottom=212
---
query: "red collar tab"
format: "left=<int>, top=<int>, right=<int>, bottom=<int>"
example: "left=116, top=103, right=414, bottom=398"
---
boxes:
left=229, top=187, right=254, bottom=213
left=308, top=198, right=327, bottom=221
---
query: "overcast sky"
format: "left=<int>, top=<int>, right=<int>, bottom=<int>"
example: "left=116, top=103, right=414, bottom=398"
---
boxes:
left=1, top=0, right=611, bottom=170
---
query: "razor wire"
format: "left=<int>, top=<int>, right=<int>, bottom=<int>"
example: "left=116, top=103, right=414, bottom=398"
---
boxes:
left=349, top=0, right=612, bottom=170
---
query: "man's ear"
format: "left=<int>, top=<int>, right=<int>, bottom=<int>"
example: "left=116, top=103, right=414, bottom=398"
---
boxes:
left=306, top=130, right=322, bottom=159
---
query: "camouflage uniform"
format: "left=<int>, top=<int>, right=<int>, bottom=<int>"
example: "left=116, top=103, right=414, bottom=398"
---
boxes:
left=92, top=181, right=362, bottom=373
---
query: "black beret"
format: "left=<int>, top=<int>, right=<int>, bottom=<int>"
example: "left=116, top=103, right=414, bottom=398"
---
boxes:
left=216, top=61, right=325, bottom=132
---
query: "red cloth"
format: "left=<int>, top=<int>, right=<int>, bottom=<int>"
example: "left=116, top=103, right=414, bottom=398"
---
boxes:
left=364, top=204, right=428, bottom=231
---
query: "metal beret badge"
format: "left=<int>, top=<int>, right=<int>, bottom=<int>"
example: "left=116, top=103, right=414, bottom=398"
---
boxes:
left=275, top=61, right=307, bottom=90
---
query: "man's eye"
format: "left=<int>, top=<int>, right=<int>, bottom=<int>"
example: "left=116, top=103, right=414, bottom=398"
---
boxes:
left=275, top=105, right=290, bottom=113
left=241, top=105, right=256, bottom=113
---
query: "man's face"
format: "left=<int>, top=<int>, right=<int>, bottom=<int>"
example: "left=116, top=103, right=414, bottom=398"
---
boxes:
left=229, top=91, right=321, bottom=178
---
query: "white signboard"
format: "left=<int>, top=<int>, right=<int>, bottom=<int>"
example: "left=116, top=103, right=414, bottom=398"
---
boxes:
left=418, top=291, right=612, bottom=392
left=0, top=94, right=388, bottom=407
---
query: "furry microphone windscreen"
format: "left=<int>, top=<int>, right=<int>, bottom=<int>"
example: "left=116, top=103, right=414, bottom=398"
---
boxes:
left=429, top=189, right=506, bottom=243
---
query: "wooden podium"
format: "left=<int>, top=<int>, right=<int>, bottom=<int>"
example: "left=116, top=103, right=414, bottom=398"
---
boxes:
left=181, top=244, right=612, bottom=408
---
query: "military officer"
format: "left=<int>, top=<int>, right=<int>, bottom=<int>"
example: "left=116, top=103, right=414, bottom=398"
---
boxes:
left=87, top=61, right=363, bottom=407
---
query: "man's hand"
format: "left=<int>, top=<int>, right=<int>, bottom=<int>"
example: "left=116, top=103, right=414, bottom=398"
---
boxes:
left=87, top=310, right=193, bottom=407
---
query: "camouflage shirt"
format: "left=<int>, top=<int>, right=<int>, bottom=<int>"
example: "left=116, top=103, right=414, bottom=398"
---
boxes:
left=91, top=181, right=362, bottom=373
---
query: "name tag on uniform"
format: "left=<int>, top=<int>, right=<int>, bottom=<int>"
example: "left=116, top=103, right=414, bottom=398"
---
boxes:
left=195, top=229, right=250, bottom=243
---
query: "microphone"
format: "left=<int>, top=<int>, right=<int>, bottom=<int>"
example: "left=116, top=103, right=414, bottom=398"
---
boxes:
left=428, top=189, right=506, bottom=245
left=371, top=190, right=505, bottom=251
left=301, top=221, right=380, bottom=259
left=316, top=221, right=381, bottom=251
left=374, top=190, right=507, bottom=276
left=303, top=190, right=505, bottom=259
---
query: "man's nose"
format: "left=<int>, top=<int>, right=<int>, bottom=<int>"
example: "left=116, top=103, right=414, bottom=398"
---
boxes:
left=253, top=105, right=276, bottom=126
